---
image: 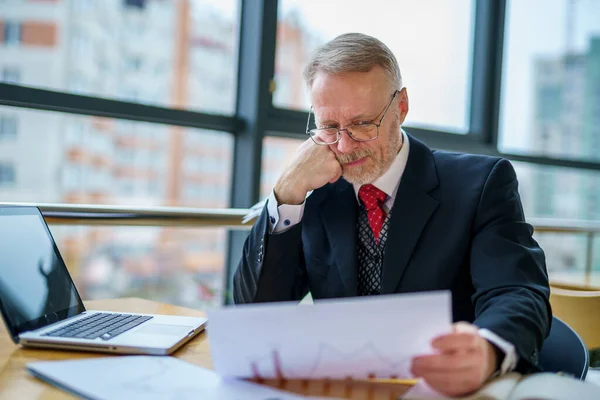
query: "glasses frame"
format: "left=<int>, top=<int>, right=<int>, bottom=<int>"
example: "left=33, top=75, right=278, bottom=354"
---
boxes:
left=306, top=90, right=399, bottom=145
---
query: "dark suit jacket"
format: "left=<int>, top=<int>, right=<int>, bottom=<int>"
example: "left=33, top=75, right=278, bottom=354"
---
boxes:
left=233, top=134, right=551, bottom=373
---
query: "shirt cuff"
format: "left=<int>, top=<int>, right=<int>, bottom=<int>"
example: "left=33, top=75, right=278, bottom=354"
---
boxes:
left=479, top=328, right=519, bottom=376
left=267, top=190, right=305, bottom=234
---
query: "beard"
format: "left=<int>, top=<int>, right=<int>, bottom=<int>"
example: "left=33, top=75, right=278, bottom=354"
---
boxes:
left=337, top=115, right=402, bottom=185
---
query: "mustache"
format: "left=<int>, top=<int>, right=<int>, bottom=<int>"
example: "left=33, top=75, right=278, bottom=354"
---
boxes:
left=336, top=149, right=374, bottom=164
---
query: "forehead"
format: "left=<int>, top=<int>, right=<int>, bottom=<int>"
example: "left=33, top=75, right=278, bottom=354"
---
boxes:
left=309, top=67, right=390, bottom=119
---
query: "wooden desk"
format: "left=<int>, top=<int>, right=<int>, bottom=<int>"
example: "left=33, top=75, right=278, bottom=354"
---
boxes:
left=0, top=298, right=410, bottom=400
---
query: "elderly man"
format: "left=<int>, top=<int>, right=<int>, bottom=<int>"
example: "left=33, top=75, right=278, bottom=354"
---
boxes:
left=233, top=33, right=551, bottom=397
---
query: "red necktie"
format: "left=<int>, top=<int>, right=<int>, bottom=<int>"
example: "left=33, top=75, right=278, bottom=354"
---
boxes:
left=358, top=184, right=387, bottom=243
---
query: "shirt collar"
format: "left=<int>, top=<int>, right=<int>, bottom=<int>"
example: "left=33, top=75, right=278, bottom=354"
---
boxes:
left=353, top=129, right=410, bottom=203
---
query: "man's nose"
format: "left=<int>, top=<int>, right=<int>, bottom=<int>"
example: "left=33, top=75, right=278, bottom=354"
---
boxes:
left=335, top=129, right=359, bottom=154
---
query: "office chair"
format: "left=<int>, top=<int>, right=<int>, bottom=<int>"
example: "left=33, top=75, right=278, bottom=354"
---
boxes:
left=539, top=316, right=589, bottom=380
left=549, top=286, right=600, bottom=350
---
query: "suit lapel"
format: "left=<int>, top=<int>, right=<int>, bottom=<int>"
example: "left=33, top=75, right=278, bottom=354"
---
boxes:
left=380, top=136, right=440, bottom=294
left=320, top=181, right=358, bottom=297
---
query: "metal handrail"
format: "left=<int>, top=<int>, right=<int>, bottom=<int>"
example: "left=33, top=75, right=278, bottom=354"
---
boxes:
left=529, top=218, right=599, bottom=287
left=1, top=202, right=597, bottom=286
left=3, top=202, right=598, bottom=231
left=529, top=218, right=600, bottom=234
left=0, top=202, right=252, bottom=229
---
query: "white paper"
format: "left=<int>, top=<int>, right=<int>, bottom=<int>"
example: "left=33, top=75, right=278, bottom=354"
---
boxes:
left=207, top=291, right=452, bottom=380
left=27, top=356, right=321, bottom=400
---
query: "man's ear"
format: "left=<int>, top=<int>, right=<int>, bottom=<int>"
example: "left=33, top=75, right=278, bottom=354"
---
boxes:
left=398, top=87, right=409, bottom=125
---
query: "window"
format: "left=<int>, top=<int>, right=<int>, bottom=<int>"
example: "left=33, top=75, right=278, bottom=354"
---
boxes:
left=0, top=0, right=240, bottom=115
left=0, top=106, right=233, bottom=206
left=511, top=161, right=600, bottom=285
left=274, top=0, right=476, bottom=133
left=2, top=67, right=20, bottom=84
left=46, top=224, right=228, bottom=310
left=126, top=56, right=143, bottom=72
left=0, top=163, right=15, bottom=185
left=260, top=136, right=304, bottom=199
left=500, top=0, right=600, bottom=162
left=123, top=0, right=147, bottom=9
left=3, top=21, right=21, bottom=45
left=0, top=115, right=18, bottom=139
left=0, top=106, right=234, bottom=309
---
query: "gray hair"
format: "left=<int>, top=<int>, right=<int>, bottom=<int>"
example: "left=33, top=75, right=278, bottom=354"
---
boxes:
left=303, top=33, right=402, bottom=90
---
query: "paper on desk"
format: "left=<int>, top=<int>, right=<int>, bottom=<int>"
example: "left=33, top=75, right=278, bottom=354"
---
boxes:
left=208, top=291, right=452, bottom=380
left=27, top=356, right=326, bottom=400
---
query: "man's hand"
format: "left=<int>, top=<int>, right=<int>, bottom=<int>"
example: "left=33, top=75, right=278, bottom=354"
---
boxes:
left=410, top=322, right=499, bottom=397
left=274, top=139, right=342, bottom=205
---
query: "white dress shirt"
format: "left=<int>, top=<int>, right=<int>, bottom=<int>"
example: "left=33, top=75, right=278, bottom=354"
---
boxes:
left=265, top=130, right=518, bottom=375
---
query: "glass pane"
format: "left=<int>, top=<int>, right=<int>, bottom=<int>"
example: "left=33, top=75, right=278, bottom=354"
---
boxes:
left=260, top=136, right=304, bottom=199
left=500, top=0, right=600, bottom=161
left=0, top=106, right=233, bottom=207
left=0, top=106, right=234, bottom=309
left=0, top=0, right=239, bottom=115
left=274, top=0, right=475, bottom=133
left=513, top=161, right=600, bottom=286
left=48, top=225, right=228, bottom=310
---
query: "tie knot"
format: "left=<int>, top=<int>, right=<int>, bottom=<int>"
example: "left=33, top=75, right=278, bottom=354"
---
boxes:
left=358, top=184, right=387, bottom=211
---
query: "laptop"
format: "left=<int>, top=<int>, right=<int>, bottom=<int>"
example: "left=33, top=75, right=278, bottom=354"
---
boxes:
left=0, top=205, right=207, bottom=355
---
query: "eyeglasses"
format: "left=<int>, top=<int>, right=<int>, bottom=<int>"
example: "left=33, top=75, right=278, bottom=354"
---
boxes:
left=306, top=90, right=399, bottom=145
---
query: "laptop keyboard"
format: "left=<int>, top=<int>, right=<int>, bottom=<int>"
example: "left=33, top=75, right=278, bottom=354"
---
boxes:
left=43, top=313, right=153, bottom=341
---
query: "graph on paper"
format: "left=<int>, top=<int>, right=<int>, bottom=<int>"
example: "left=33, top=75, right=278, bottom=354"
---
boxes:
left=28, top=356, right=312, bottom=400
left=207, top=291, right=453, bottom=379
left=248, top=341, right=413, bottom=379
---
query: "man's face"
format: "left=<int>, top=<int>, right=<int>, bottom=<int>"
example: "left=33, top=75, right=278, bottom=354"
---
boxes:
left=310, top=66, right=409, bottom=185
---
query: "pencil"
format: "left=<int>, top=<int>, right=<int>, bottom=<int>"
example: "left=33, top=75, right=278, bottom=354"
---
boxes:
left=368, top=378, right=419, bottom=385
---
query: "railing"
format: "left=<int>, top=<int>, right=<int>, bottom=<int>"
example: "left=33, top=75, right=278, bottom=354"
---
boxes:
left=528, top=218, right=600, bottom=288
left=0, top=202, right=252, bottom=229
left=1, top=202, right=598, bottom=286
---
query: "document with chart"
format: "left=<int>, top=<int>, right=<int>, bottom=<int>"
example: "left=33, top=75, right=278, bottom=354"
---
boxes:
left=27, top=356, right=322, bottom=400
left=207, top=291, right=452, bottom=380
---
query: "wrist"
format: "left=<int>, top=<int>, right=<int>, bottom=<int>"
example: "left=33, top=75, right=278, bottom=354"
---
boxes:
left=273, top=178, right=307, bottom=205
left=486, top=341, right=504, bottom=378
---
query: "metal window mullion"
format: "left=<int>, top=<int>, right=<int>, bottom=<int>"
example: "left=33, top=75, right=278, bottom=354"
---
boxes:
left=469, top=0, right=506, bottom=145
left=0, top=83, right=244, bottom=132
left=224, top=0, right=279, bottom=305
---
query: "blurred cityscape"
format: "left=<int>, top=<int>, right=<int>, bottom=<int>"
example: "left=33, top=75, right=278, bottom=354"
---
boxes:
left=0, top=0, right=239, bottom=309
left=0, top=0, right=599, bottom=309
left=528, top=36, right=600, bottom=274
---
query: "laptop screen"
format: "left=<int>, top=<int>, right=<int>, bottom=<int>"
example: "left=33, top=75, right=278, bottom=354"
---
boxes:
left=0, top=207, right=84, bottom=342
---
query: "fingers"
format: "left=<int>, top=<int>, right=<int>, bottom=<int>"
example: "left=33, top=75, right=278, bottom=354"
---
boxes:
left=431, top=322, right=481, bottom=352
left=432, top=332, right=479, bottom=352
left=453, top=321, right=478, bottom=332
left=411, top=351, right=482, bottom=374
left=411, top=352, right=487, bottom=397
left=416, top=369, right=484, bottom=397
left=411, top=323, right=492, bottom=397
left=328, top=162, right=343, bottom=183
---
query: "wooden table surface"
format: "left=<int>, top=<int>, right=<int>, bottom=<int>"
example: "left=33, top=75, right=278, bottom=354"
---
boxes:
left=0, top=298, right=411, bottom=400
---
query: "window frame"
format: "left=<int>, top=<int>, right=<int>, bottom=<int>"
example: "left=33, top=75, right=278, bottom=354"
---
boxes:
left=1, top=0, right=600, bottom=306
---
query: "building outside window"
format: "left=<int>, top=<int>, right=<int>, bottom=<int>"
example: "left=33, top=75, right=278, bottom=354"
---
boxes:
left=1, top=67, right=20, bottom=84
left=0, top=163, right=15, bottom=185
left=3, top=21, right=21, bottom=45
left=0, top=115, right=17, bottom=139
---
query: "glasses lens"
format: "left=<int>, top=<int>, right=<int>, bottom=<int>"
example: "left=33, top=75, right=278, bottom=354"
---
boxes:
left=347, top=124, right=378, bottom=141
left=309, top=128, right=338, bottom=144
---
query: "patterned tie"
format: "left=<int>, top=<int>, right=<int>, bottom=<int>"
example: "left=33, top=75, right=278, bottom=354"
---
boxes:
left=358, top=184, right=387, bottom=243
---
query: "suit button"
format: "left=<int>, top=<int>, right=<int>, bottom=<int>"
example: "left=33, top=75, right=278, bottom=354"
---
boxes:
left=269, top=216, right=276, bottom=224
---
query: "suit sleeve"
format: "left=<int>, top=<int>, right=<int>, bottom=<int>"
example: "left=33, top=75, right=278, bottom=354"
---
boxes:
left=469, top=158, right=552, bottom=373
left=233, top=202, right=309, bottom=304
